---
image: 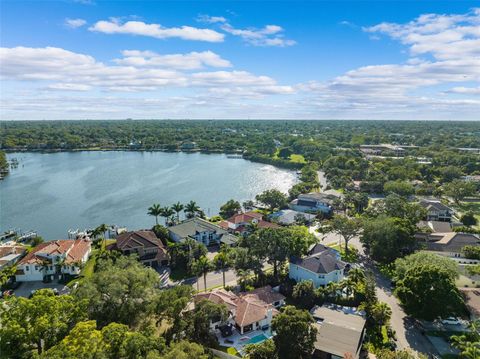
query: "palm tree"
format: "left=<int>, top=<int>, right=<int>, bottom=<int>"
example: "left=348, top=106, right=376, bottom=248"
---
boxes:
left=161, top=206, right=175, bottom=226
left=148, top=203, right=162, bottom=225
left=192, top=256, right=212, bottom=292
left=172, top=202, right=184, bottom=224
left=214, top=245, right=232, bottom=288
left=94, top=223, right=109, bottom=249
left=185, top=201, right=201, bottom=219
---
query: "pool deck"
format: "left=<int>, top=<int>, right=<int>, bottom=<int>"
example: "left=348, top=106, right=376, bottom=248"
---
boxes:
left=216, top=328, right=273, bottom=355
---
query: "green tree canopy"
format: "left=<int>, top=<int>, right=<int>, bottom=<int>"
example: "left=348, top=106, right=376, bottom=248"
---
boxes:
left=219, top=199, right=242, bottom=219
left=271, top=306, right=317, bottom=359
left=255, top=189, right=288, bottom=212
left=394, top=252, right=459, bottom=282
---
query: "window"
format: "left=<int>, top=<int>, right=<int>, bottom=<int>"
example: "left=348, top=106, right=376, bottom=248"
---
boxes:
left=26, top=266, right=29, bottom=271
left=35, top=266, right=38, bottom=270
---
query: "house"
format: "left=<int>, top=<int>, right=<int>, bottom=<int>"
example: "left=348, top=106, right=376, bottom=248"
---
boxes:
left=289, top=244, right=346, bottom=288
left=219, top=211, right=279, bottom=235
left=269, top=209, right=317, bottom=226
left=108, top=230, right=169, bottom=267
left=0, top=244, right=27, bottom=269
left=290, top=191, right=342, bottom=214
left=419, top=199, right=454, bottom=222
left=194, top=286, right=284, bottom=334
left=311, top=305, right=366, bottom=359
left=169, top=217, right=239, bottom=246
left=180, top=141, right=197, bottom=151
left=417, top=220, right=452, bottom=233
left=416, top=231, right=480, bottom=259
left=15, top=239, right=91, bottom=282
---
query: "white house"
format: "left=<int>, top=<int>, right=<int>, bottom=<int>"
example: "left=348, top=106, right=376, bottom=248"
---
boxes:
left=289, top=244, right=345, bottom=288
left=168, top=217, right=238, bottom=246
left=15, top=239, right=91, bottom=282
left=289, top=191, right=342, bottom=214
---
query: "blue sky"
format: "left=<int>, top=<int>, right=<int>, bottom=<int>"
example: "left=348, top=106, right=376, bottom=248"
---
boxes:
left=1, top=0, right=479, bottom=120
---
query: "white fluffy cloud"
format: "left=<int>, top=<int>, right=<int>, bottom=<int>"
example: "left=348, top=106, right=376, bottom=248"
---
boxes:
left=89, top=19, right=224, bottom=42
left=114, top=50, right=231, bottom=70
left=65, top=18, right=87, bottom=28
left=197, top=15, right=295, bottom=47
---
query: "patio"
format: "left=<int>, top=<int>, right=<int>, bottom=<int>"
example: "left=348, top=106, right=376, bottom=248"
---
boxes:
left=216, top=326, right=273, bottom=355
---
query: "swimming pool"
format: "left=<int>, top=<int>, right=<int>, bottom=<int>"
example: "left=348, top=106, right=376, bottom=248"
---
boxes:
left=246, top=333, right=269, bottom=344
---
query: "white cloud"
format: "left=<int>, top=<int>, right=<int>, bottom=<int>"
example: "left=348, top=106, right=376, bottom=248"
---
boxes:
left=114, top=50, right=231, bottom=70
left=89, top=19, right=224, bottom=42
left=65, top=18, right=87, bottom=28
left=197, top=15, right=227, bottom=24
left=447, top=86, right=480, bottom=95
left=221, top=23, right=296, bottom=47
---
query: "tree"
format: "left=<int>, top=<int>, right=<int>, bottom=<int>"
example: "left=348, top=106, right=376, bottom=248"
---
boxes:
left=452, top=320, right=480, bottom=359
left=185, top=299, right=228, bottom=347
left=383, top=180, right=415, bottom=197
left=0, top=264, right=16, bottom=288
left=243, top=200, right=255, bottom=211
left=370, top=302, right=392, bottom=327
left=191, top=256, right=212, bottom=292
left=323, top=215, right=361, bottom=256
left=244, top=339, right=277, bottom=359
left=394, top=252, right=458, bottom=282
left=73, top=256, right=160, bottom=327
left=42, top=320, right=165, bottom=359
left=213, top=246, right=232, bottom=288
left=361, top=216, right=416, bottom=263
left=343, top=191, right=369, bottom=214
left=463, top=246, right=480, bottom=260
left=148, top=203, right=162, bottom=225
left=375, top=349, right=427, bottom=359
left=219, top=199, right=242, bottom=219
left=0, top=289, right=87, bottom=357
left=462, top=212, right=478, bottom=227
left=292, top=280, right=316, bottom=309
left=395, top=264, right=464, bottom=320
left=161, top=206, right=175, bottom=226
left=185, top=201, right=201, bottom=219
left=255, top=189, right=288, bottom=212
left=278, top=147, right=293, bottom=159
left=172, top=202, right=184, bottom=223
left=271, top=306, right=317, bottom=359
left=444, top=179, right=477, bottom=204
left=161, top=340, right=209, bottom=359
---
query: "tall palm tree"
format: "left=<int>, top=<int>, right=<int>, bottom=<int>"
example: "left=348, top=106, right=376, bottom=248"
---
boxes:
left=214, top=245, right=232, bottom=288
left=148, top=203, right=162, bottom=225
left=192, top=256, right=212, bottom=292
left=172, top=202, right=184, bottom=224
left=94, top=223, right=109, bottom=249
left=185, top=201, right=201, bottom=219
left=161, top=206, right=175, bottom=226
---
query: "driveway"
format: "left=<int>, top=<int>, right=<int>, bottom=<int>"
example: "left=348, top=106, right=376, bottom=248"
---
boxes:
left=13, top=281, right=69, bottom=298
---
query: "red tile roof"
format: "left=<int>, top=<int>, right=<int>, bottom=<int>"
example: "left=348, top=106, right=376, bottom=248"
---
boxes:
left=226, top=211, right=264, bottom=224
left=18, top=239, right=91, bottom=265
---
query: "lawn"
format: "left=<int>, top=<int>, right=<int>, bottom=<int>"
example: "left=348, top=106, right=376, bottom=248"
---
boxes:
left=289, top=154, right=307, bottom=164
left=327, top=244, right=359, bottom=263
left=452, top=200, right=480, bottom=227
left=80, top=250, right=97, bottom=279
left=218, top=346, right=241, bottom=357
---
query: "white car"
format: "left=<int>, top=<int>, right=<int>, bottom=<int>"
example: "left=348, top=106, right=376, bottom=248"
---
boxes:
left=440, top=317, right=462, bottom=325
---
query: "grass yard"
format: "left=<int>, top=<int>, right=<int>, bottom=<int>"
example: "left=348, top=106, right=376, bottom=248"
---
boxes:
left=453, top=200, right=480, bottom=227
left=219, top=346, right=241, bottom=357
left=327, top=244, right=359, bottom=263
left=289, top=154, right=307, bottom=164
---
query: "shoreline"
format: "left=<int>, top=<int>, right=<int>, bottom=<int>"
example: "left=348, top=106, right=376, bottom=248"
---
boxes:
left=4, top=148, right=306, bottom=170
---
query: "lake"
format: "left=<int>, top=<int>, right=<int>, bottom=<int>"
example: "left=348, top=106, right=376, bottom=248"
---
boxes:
left=0, top=151, right=297, bottom=240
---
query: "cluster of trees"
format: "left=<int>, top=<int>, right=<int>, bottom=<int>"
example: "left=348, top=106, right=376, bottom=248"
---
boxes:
left=0, top=150, right=8, bottom=175
left=148, top=200, right=204, bottom=226
left=393, top=252, right=465, bottom=320
left=0, top=255, right=226, bottom=358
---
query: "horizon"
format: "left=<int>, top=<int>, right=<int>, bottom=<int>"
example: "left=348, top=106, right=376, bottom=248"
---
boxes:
left=1, top=1, right=479, bottom=121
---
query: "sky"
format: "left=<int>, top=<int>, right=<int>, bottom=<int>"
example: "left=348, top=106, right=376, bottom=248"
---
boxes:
left=0, top=0, right=479, bottom=121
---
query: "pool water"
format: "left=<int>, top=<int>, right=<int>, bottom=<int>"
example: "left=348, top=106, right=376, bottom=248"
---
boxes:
left=246, top=334, right=269, bottom=344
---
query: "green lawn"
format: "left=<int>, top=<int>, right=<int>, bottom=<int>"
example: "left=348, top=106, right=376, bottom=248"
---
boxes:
left=327, top=244, right=359, bottom=263
left=452, top=201, right=480, bottom=228
left=289, top=154, right=306, bottom=164
left=80, top=250, right=97, bottom=279
left=218, top=346, right=241, bottom=357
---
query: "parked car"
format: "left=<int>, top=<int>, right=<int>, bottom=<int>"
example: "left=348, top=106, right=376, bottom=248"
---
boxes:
left=441, top=317, right=462, bottom=325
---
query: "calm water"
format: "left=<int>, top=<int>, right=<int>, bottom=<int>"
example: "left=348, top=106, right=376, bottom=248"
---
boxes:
left=0, top=152, right=297, bottom=240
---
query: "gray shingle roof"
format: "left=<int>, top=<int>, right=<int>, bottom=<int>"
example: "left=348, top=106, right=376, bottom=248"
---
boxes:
left=291, top=249, right=345, bottom=274
left=169, top=217, right=238, bottom=245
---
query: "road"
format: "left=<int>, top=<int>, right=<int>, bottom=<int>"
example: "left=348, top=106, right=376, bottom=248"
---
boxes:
left=344, top=236, right=438, bottom=356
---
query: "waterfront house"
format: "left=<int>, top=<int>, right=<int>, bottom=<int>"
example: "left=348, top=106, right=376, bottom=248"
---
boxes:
left=419, top=199, right=454, bottom=222
left=15, top=239, right=91, bottom=282
left=108, top=230, right=169, bottom=267
left=311, top=305, right=366, bottom=359
left=194, top=286, right=284, bottom=335
left=289, top=191, right=342, bottom=214
left=269, top=209, right=317, bottom=226
left=0, top=244, right=27, bottom=269
left=416, top=231, right=480, bottom=260
left=289, top=244, right=345, bottom=288
left=219, top=211, right=279, bottom=235
left=180, top=141, right=197, bottom=151
left=169, top=217, right=239, bottom=247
